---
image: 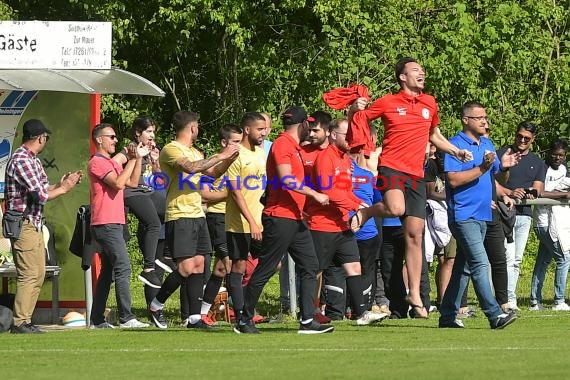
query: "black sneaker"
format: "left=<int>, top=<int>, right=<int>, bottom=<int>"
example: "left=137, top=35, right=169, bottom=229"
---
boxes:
left=11, top=322, right=44, bottom=334
left=187, top=319, right=214, bottom=330
left=155, top=257, right=176, bottom=273
left=150, top=308, right=168, bottom=329
left=233, top=321, right=260, bottom=334
left=138, top=270, right=162, bottom=289
left=490, top=311, right=517, bottom=330
left=298, top=320, right=334, bottom=334
left=438, top=319, right=465, bottom=328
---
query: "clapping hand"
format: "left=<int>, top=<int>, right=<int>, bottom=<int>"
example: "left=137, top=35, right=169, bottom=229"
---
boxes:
left=480, top=151, right=496, bottom=171
left=127, top=142, right=150, bottom=159
left=60, top=170, right=83, bottom=191
left=457, top=149, right=473, bottom=162
left=500, top=148, right=521, bottom=170
left=149, top=143, right=160, bottom=162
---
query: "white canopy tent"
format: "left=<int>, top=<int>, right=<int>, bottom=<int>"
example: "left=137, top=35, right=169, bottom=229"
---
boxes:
left=0, top=68, right=165, bottom=96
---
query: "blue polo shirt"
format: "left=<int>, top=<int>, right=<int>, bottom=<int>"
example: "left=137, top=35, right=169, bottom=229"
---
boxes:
left=350, top=160, right=382, bottom=240
left=444, top=131, right=499, bottom=222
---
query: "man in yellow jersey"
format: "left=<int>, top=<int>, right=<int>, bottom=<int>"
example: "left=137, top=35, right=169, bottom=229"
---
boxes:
left=148, top=111, right=239, bottom=329
left=198, top=124, right=243, bottom=326
left=224, top=112, right=267, bottom=328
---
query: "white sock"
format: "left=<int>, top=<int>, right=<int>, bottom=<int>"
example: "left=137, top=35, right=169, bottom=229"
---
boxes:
left=189, top=314, right=201, bottom=324
left=200, top=302, right=212, bottom=315
left=150, top=298, right=164, bottom=312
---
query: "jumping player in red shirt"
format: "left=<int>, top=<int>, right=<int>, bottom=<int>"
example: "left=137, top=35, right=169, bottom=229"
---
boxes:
left=349, top=57, right=472, bottom=318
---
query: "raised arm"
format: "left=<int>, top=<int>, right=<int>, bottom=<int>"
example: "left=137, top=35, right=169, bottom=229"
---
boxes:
left=174, top=144, right=239, bottom=178
left=430, top=127, right=473, bottom=162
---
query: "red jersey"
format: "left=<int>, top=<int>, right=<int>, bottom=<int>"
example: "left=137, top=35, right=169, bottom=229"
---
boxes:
left=352, top=90, right=439, bottom=177
left=264, top=132, right=306, bottom=220
left=300, top=144, right=326, bottom=178
left=305, top=144, right=362, bottom=232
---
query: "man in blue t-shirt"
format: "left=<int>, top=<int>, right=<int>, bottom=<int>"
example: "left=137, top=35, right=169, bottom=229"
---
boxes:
left=439, top=101, right=520, bottom=329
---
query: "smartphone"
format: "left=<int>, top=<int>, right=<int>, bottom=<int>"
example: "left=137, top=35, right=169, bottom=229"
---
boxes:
left=524, top=188, right=538, bottom=197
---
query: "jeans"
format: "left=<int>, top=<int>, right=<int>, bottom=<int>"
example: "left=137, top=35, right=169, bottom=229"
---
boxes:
left=440, top=220, right=502, bottom=324
left=505, top=215, right=532, bottom=305
left=91, top=224, right=135, bottom=324
left=530, top=226, right=570, bottom=305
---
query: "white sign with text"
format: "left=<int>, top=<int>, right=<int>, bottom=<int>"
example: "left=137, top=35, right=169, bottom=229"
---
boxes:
left=0, top=21, right=112, bottom=69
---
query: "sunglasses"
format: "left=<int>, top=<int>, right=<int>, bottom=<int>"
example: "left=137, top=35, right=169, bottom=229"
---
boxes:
left=465, top=116, right=489, bottom=122
left=516, top=133, right=532, bottom=142
left=101, top=134, right=118, bottom=141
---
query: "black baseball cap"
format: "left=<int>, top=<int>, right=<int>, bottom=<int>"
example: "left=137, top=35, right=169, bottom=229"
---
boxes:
left=23, top=119, right=51, bottom=139
left=282, top=106, right=315, bottom=126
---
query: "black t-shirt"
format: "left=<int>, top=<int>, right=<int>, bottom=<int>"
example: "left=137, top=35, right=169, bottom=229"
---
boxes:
left=497, top=146, right=547, bottom=217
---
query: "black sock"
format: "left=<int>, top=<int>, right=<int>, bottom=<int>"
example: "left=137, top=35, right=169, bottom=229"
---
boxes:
left=145, top=266, right=165, bottom=305
left=346, top=275, right=365, bottom=317
left=229, top=272, right=245, bottom=318
left=156, top=270, right=184, bottom=304
left=203, top=274, right=224, bottom=304
left=186, top=273, right=204, bottom=316
left=180, top=279, right=189, bottom=320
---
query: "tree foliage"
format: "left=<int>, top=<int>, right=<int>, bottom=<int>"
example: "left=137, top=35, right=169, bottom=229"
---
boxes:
left=3, top=0, right=570, bottom=154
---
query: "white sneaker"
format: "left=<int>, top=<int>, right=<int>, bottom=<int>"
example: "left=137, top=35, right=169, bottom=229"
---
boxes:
left=529, top=304, right=544, bottom=311
left=508, top=302, right=520, bottom=311
left=552, top=302, right=570, bottom=311
left=356, top=310, right=388, bottom=326
left=119, top=319, right=150, bottom=328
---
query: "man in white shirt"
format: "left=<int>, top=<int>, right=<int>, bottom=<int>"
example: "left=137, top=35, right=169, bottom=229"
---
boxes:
left=529, top=138, right=570, bottom=311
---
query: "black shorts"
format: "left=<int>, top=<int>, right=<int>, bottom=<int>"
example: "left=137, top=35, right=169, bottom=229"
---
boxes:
left=165, top=217, right=212, bottom=260
left=227, top=232, right=263, bottom=260
left=206, top=212, right=228, bottom=258
left=311, top=230, right=360, bottom=271
left=377, top=166, right=426, bottom=219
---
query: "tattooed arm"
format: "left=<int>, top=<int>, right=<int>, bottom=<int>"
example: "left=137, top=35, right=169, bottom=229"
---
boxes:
left=174, top=144, right=239, bottom=178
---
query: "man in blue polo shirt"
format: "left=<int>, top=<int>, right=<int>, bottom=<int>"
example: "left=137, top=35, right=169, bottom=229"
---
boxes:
left=439, top=101, right=520, bottom=329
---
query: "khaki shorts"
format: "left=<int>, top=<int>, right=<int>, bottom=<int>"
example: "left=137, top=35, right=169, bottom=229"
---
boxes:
left=442, top=236, right=457, bottom=259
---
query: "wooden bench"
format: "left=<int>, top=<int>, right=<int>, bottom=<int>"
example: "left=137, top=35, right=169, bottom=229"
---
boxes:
left=0, top=265, right=61, bottom=324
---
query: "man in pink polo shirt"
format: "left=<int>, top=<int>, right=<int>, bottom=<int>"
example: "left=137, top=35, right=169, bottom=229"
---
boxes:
left=88, top=123, right=150, bottom=329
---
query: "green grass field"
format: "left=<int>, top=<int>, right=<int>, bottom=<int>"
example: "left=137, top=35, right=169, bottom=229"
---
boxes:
left=1, top=310, right=569, bottom=379
left=2, top=227, right=568, bottom=378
